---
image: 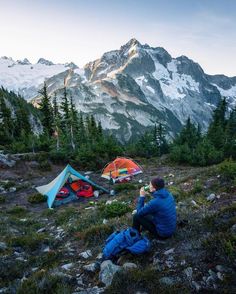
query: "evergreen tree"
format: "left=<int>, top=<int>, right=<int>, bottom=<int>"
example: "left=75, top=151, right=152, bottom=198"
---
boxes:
left=0, top=95, right=13, bottom=142
left=38, top=82, right=53, bottom=136
left=224, top=107, right=236, bottom=158
left=207, top=98, right=227, bottom=150
left=52, top=94, right=61, bottom=151
left=60, top=86, right=70, bottom=130
left=155, top=123, right=169, bottom=156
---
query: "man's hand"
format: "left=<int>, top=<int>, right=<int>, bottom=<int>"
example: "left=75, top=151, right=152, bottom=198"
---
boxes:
left=140, top=187, right=146, bottom=197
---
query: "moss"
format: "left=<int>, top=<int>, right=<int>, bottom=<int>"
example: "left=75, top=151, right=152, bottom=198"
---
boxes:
left=17, top=270, right=73, bottom=294
left=28, top=193, right=47, bottom=204
left=0, top=180, right=15, bottom=190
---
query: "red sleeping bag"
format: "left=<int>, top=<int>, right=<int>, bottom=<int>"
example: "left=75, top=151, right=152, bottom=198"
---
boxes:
left=76, top=183, right=94, bottom=198
left=56, top=187, right=70, bottom=200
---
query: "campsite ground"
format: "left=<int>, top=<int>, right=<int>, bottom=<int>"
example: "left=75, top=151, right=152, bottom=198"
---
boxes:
left=0, top=156, right=235, bottom=293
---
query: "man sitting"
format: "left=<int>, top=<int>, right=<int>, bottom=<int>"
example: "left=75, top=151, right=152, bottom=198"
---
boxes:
left=133, top=177, right=176, bottom=239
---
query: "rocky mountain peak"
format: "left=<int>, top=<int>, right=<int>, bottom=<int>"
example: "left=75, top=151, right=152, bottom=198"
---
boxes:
left=37, top=58, right=54, bottom=66
left=16, top=58, right=31, bottom=65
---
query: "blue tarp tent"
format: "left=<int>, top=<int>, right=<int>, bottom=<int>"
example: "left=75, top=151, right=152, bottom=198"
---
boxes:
left=36, top=164, right=109, bottom=208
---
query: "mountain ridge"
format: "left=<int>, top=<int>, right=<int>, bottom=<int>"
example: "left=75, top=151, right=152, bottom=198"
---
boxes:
left=0, top=39, right=236, bottom=141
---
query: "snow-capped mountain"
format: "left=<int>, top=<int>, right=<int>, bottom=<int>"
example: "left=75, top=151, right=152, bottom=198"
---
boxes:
left=1, top=39, right=236, bottom=141
left=0, top=56, right=77, bottom=100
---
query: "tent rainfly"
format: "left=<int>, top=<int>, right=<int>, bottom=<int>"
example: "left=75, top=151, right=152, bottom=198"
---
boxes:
left=101, top=157, right=143, bottom=183
left=36, top=164, right=109, bottom=208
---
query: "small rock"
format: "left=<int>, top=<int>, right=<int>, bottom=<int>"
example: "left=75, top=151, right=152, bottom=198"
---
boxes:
left=96, top=253, right=103, bottom=260
left=169, top=173, right=175, bottom=177
left=192, top=281, right=201, bottom=291
left=180, top=260, right=186, bottom=266
left=83, top=262, right=100, bottom=273
left=159, top=276, right=175, bottom=286
left=123, top=262, right=138, bottom=270
left=217, top=272, right=224, bottom=281
left=103, top=219, right=108, bottom=224
left=9, top=187, right=16, bottom=192
left=168, top=181, right=174, bottom=185
left=37, top=228, right=46, bottom=233
left=215, top=264, right=229, bottom=273
left=138, top=179, right=143, bottom=183
left=77, top=286, right=104, bottom=294
left=99, top=260, right=121, bottom=287
left=61, top=263, right=74, bottom=270
left=191, top=200, right=198, bottom=207
left=231, top=224, right=236, bottom=234
left=207, top=193, right=216, bottom=201
left=208, top=269, right=217, bottom=281
left=0, top=242, right=7, bottom=250
left=20, top=218, right=27, bottom=222
left=79, top=250, right=92, bottom=259
left=43, top=246, right=50, bottom=252
left=216, top=195, right=220, bottom=199
left=31, top=267, right=39, bottom=272
left=184, top=267, right=193, bottom=280
left=164, top=248, right=175, bottom=255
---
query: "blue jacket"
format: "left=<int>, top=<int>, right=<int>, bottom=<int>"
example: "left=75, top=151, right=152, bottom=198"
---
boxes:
left=136, top=188, right=176, bottom=237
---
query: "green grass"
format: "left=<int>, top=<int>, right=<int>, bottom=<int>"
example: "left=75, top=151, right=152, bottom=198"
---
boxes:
left=17, top=270, right=74, bottom=294
left=28, top=193, right=47, bottom=204
left=0, top=195, right=6, bottom=203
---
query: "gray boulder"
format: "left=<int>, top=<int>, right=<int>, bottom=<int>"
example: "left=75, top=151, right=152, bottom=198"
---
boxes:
left=99, top=260, right=121, bottom=287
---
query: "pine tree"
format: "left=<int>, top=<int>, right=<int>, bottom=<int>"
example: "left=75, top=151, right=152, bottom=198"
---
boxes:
left=52, top=94, right=61, bottom=151
left=207, top=98, right=227, bottom=150
left=224, top=107, right=236, bottom=158
left=0, top=95, right=13, bottom=142
left=60, top=87, right=70, bottom=130
left=68, top=95, right=78, bottom=150
left=38, top=82, right=53, bottom=136
left=155, top=123, right=169, bottom=156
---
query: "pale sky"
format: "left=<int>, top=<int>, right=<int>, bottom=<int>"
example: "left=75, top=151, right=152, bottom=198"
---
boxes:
left=0, top=0, right=236, bottom=76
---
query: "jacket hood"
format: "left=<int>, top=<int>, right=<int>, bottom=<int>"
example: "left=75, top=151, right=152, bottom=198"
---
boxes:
left=152, top=188, right=169, bottom=199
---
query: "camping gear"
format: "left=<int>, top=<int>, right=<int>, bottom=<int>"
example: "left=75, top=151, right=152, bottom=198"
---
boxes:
left=36, top=164, right=109, bottom=208
left=76, top=183, right=93, bottom=198
left=103, top=228, right=150, bottom=260
left=101, top=157, right=143, bottom=183
left=56, top=187, right=70, bottom=200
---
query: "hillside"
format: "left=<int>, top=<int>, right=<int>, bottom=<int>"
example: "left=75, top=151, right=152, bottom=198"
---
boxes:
left=0, top=155, right=235, bottom=293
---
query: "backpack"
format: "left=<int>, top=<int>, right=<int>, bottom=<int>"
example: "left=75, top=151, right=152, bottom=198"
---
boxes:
left=103, top=228, right=150, bottom=259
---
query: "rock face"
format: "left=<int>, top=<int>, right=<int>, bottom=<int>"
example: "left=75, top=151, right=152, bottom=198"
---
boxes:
left=1, top=39, right=236, bottom=141
left=99, top=260, right=121, bottom=287
left=0, top=153, right=16, bottom=168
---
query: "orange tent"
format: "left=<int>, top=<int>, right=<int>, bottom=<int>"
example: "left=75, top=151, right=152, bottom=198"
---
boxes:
left=101, top=157, right=143, bottom=183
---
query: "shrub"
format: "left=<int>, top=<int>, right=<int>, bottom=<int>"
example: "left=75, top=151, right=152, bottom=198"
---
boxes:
left=191, top=181, right=203, bottom=194
left=114, top=183, right=137, bottom=193
left=0, top=180, right=15, bottom=190
left=17, top=270, right=74, bottom=294
left=77, top=223, right=114, bottom=245
left=218, top=159, right=236, bottom=180
left=0, top=195, right=5, bottom=203
left=106, top=268, right=189, bottom=294
left=28, top=193, right=47, bottom=204
left=168, top=186, right=188, bottom=202
left=6, top=206, right=27, bottom=215
left=8, top=233, right=50, bottom=251
left=99, top=201, right=132, bottom=219
left=38, top=160, right=51, bottom=171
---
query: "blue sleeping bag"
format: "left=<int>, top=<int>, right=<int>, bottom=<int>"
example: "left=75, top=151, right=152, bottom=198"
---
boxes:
left=103, top=228, right=150, bottom=259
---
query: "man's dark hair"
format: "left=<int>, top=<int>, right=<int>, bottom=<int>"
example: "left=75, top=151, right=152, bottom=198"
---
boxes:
left=151, top=177, right=165, bottom=190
